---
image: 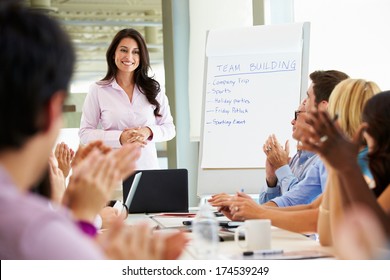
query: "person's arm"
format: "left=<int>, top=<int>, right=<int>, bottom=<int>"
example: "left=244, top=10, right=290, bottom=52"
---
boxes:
left=97, top=221, right=188, bottom=260
left=265, top=195, right=322, bottom=211
left=146, top=91, right=176, bottom=142
left=299, top=110, right=390, bottom=238
left=268, top=208, right=319, bottom=233
left=268, top=158, right=326, bottom=207
left=27, top=212, right=105, bottom=259
left=317, top=169, right=339, bottom=246
left=99, top=206, right=128, bottom=229
left=264, top=135, right=293, bottom=194
left=63, top=143, right=140, bottom=223
left=259, top=136, right=283, bottom=203
left=208, top=193, right=234, bottom=206
left=228, top=197, right=319, bottom=233
left=320, top=152, right=371, bottom=247
left=54, top=142, right=74, bottom=178
left=260, top=152, right=305, bottom=204
left=336, top=163, right=390, bottom=237
left=259, top=186, right=282, bottom=204
left=260, top=156, right=314, bottom=205
left=334, top=204, right=389, bottom=259
left=274, top=165, right=299, bottom=193
left=48, top=154, right=66, bottom=204
left=377, top=186, right=390, bottom=213
left=63, top=149, right=120, bottom=223
left=79, top=84, right=123, bottom=148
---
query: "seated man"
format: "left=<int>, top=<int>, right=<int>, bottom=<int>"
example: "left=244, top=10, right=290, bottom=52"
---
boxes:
left=264, top=70, right=348, bottom=207
left=259, top=100, right=317, bottom=203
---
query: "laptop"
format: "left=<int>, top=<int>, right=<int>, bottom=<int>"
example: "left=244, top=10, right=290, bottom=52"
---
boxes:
left=122, top=169, right=189, bottom=213
left=123, top=172, right=143, bottom=211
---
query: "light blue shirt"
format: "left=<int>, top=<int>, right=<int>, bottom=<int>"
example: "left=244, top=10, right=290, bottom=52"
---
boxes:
left=357, top=147, right=372, bottom=179
left=271, top=156, right=327, bottom=207
left=269, top=148, right=371, bottom=207
left=259, top=150, right=318, bottom=204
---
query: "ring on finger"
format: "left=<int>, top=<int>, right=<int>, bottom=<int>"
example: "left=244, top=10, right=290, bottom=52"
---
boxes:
left=320, top=135, right=328, bottom=143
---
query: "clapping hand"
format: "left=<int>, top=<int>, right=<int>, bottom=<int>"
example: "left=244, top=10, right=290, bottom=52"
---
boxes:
left=48, top=153, right=66, bottom=204
left=98, top=221, right=188, bottom=260
left=62, top=149, right=121, bottom=222
left=262, top=135, right=290, bottom=187
left=54, top=142, right=75, bottom=177
left=263, top=134, right=290, bottom=169
left=63, top=142, right=140, bottom=222
left=71, top=140, right=111, bottom=168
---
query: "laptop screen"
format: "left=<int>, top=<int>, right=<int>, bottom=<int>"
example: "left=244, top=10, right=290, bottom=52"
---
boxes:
left=122, top=169, right=188, bottom=213
left=123, top=172, right=142, bottom=211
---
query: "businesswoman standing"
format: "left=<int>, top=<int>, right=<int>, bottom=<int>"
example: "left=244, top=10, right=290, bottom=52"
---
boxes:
left=79, top=28, right=175, bottom=169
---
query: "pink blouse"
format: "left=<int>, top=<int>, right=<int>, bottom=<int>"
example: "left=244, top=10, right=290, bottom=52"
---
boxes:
left=79, top=79, right=175, bottom=169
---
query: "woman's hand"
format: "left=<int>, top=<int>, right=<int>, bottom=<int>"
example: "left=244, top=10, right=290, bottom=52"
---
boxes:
left=209, top=192, right=254, bottom=221
left=63, top=143, right=140, bottom=222
left=54, top=142, right=74, bottom=177
left=99, top=206, right=128, bottom=230
left=48, top=153, right=66, bottom=204
left=208, top=193, right=233, bottom=206
left=63, top=149, right=121, bottom=222
left=229, top=196, right=265, bottom=221
left=71, top=140, right=111, bottom=168
left=120, top=127, right=152, bottom=147
left=97, top=221, right=188, bottom=260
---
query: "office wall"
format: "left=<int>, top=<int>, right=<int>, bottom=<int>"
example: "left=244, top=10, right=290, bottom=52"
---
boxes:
left=188, top=0, right=253, bottom=141
left=163, top=0, right=200, bottom=206
left=294, top=0, right=390, bottom=90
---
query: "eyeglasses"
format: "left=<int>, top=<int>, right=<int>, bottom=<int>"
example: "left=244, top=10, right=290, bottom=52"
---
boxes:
left=294, top=110, right=306, bottom=121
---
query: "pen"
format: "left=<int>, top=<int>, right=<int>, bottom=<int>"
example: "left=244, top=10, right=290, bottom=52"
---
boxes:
left=243, top=249, right=284, bottom=256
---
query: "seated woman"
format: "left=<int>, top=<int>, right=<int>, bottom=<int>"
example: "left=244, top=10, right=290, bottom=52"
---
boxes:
left=299, top=90, right=390, bottom=258
left=33, top=141, right=129, bottom=229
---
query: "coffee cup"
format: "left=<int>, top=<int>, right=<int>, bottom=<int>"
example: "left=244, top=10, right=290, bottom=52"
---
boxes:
left=234, top=219, right=271, bottom=251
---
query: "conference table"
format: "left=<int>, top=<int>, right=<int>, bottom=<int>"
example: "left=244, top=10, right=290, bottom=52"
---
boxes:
left=125, top=212, right=334, bottom=260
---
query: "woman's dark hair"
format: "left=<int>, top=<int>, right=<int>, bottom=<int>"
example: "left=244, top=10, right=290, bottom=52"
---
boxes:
left=0, top=1, right=75, bottom=150
left=362, top=91, right=390, bottom=197
left=100, top=28, right=161, bottom=117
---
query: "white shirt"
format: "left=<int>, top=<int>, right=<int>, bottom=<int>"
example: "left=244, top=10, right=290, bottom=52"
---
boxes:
left=79, top=79, right=175, bottom=169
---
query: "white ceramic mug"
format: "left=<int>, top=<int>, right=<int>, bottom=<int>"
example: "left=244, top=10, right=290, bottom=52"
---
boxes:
left=234, top=219, right=271, bottom=251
